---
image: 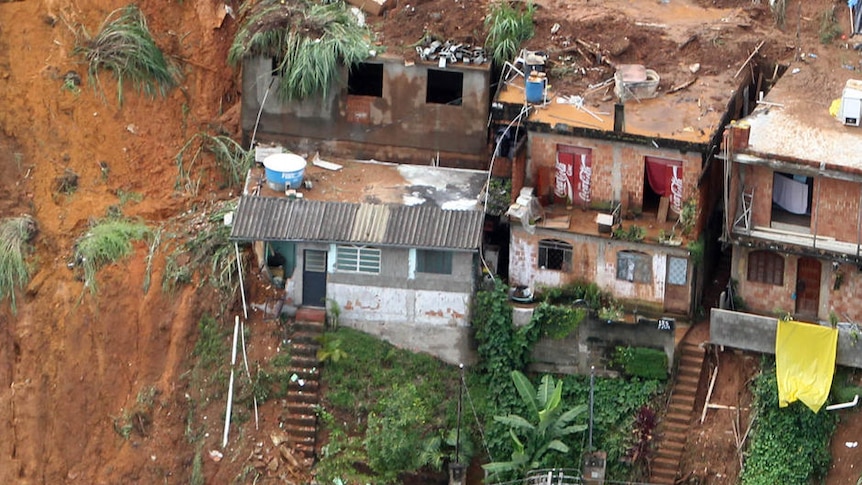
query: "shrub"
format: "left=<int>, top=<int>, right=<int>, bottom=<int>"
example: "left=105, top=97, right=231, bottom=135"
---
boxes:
left=530, top=301, right=585, bottom=339
left=0, top=215, right=37, bottom=311
left=74, top=218, right=151, bottom=293
left=613, top=346, right=668, bottom=380
left=364, top=383, right=431, bottom=482
left=74, top=4, right=179, bottom=105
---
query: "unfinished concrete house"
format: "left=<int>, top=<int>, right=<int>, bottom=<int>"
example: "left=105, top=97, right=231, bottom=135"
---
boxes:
left=240, top=53, right=491, bottom=169
left=721, top=73, right=862, bottom=324
left=228, top=158, right=487, bottom=364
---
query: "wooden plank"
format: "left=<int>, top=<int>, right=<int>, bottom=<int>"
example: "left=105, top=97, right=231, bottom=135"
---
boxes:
left=700, top=365, right=719, bottom=424
left=657, top=196, right=670, bottom=223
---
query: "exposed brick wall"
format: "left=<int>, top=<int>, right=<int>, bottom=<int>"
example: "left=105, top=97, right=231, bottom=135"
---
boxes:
left=747, top=164, right=773, bottom=228
left=829, top=262, right=862, bottom=322
left=527, top=133, right=700, bottom=212
left=734, top=247, right=796, bottom=316
left=815, top=177, right=861, bottom=242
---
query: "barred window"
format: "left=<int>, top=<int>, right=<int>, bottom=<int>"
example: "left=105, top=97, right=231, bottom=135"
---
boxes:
left=417, top=249, right=453, bottom=274
left=667, top=257, right=688, bottom=286
left=336, top=245, right=381, bottom=274
left=538, top=239, right=572, bottom=271
left=617, top=251, right=652, bottom=283
left=747, top=250, right=784, bottom=285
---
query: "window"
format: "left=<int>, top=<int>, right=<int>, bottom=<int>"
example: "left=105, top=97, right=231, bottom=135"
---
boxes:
left=336, top=245, right=381, bottom=274
left=667, top=257, right=688, bottom=286
left=426, top=69, right=463, bottom=105
left=538, top=239, right=573, bottom=271
left=771, top=172, right=813, bottom=229
left=348, top=62, right=383, bottom=97
left=616, top=251, right=652, bottom=283
left=416, top=249, right=453, bottom=274
left=747, top=250, right=784, bottom=285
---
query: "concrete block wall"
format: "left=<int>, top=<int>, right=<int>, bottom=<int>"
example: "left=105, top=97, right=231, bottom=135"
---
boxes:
left=527, top=133, right=700, bottom=211
left=710, top=308, right=862, bottom=369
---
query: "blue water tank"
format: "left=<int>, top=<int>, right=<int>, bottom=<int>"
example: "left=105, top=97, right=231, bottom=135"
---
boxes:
left=263, top=153, right=307, bottom=191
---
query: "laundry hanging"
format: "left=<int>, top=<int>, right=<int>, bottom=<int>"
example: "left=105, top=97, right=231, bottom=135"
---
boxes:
left=775, top=319, right=838, bottom=413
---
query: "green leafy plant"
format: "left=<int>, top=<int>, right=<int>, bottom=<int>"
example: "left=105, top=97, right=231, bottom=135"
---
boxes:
left=418, top=428, right=474, bottom=471
left=326, top=298, right=341, bottom=330
left=482, top=370, right=587, bottom=480
left=687, top=237, right=705, bottom=267
left=484, top=177, right=513, bottom=216
left=73, top=4, right=179, bottom=105
left=612, top=346, right=668, bottom=380
left=598, top=302, right=624, bottom=322
left=613, top=224, right=645, bottom=242
left=317, top=333, right=348, bottom=364
left=74, top=218, right=151, bottom=293
left=677, top=198, right=698, bottom=236
left=0, top=215, right=37, bottom=312
left=741, top=357, right=836, bottom=485
left=530, top=302, right=585, bottom=339
left=484, top=0, right=536, bottom=65
left=364, top=383, right=431, bottom=482
left=228, top=0, right=373, bottom=102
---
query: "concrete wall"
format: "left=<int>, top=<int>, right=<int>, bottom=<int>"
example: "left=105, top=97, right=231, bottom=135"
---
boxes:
left=509, top=225, right=693, bottom=314
left=710, top=308, right=862, bottom=369
left=241, top=55, right=490, bottom=166
left=528, top=132, right=701, bottom=214
left=279, top=242, right=477, bottom=365
left=514, top=306, right=675, bottom=376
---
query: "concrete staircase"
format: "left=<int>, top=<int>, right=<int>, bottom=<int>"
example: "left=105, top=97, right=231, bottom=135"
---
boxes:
left=650, top=342, right=705, bottom=485
left=282, top=307, right=326, bottom=459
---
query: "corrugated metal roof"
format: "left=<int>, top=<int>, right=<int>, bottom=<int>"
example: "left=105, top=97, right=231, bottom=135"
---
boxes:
left=230, top=196, right=483, bottom=250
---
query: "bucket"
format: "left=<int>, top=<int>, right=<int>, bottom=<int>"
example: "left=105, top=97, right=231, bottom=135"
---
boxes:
left=525, top=72, right=546, bottom=104
left=263, top=153, right=307, bottom=191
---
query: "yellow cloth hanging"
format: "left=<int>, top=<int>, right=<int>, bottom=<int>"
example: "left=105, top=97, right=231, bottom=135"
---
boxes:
left=775, top=319, right=838, bottom=413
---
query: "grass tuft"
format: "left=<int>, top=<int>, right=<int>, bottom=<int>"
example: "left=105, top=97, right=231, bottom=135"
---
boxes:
left=74, top=4, right=179, bottom=105
left=0, top=215, right=37, bottom=312
left=175, top=133, right=254, bottom=192
left=74, top=218, right=151, bottom=293
left=484, top=0, right=536, bottom=65
left=228, top=0, right=373, bottom=102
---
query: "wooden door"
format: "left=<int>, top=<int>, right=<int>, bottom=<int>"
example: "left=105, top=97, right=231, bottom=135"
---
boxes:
left=795, top=257, right=821, bottom=318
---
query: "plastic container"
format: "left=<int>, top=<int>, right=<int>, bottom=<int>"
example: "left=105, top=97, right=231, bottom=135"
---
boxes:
left=263, top=153, right=307, bottom=191
left=525, top=72, right=546, bottom=104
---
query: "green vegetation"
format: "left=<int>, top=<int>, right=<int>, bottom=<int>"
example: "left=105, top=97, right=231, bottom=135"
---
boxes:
left=484, top=0, right=536, bottom=65
left=74, top=218, right=151, bottom=293
left=530, top=301, right=585, bottom=339
left=677, top=198, right=698, bottom=236
left=613, top=224, right=646, bottom=242
left=819, top=7, right=842, bottom=45
left=612, top=346, right=668, bottom=380
left=316, top=327, right=463, bottom=484
left=175, top=133, right=254, bottom=192
left=228, top=0, right=373, bottom=102
left=0, top=215, right=37, bottom=312
left=162, top=200, right=238, bottom=300
left=741, top=357, right=836, bottom=485
left=483, top=371, right=587, bottom=480
left=73, top=4, right=179, bottom=105
left=484, top=176, right=513, bottom=216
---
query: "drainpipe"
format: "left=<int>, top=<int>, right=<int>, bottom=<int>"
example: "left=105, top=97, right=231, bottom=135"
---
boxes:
left=826, top=394, right=859, bottom=411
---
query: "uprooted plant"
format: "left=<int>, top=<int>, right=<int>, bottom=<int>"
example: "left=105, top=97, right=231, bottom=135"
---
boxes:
left=175, top=133, right=254, bottom=192
left=228, top=0, right=373, bottom=102
left=73, top=4, right=179, bottom=105
left=0, top=215, right=38, bottom=312
left=73, top=217, right=151, bottom=293
left=484, top=0, right=536, bottom=65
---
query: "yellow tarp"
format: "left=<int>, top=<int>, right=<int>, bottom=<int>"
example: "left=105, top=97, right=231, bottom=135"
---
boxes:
left=776, top=319, right=838, bottom=413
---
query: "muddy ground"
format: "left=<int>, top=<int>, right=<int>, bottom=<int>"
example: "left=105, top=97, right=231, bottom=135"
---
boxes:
left=0, top=0, right=861, bottom=483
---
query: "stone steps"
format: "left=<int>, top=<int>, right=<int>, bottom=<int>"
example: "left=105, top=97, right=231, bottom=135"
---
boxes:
left=649, top=343, right=705, bottom=485
left=281, top=307, right=325, bottom=460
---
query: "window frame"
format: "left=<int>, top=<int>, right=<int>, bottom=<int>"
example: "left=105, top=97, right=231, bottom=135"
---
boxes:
left=667, top=256, right=688, bottom=286
left=747, top=250, right=784, bottom=286
left=537, top=239, right=573, bottom=272
left=416, top=249, right=453, bottom=275
left=335, top=245, right=381, bottom=274
left=616, top=251, right=652, bottom=283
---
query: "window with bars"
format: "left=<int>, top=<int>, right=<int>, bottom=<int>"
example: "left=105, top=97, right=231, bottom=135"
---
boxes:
left=417, top=249, right=453, bottom=275
left=667, top=257, right=688, bottom=286
left=336, top=245, right=381, bottom=274
left=616, top=251, right=652, bottom=283
left=747, top=250, right=784, bottom=285
left=538, top=239, right=573, bottom=271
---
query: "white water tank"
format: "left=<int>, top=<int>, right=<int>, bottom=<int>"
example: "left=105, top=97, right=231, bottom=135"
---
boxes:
left=841, top=79, right=862, bottom=126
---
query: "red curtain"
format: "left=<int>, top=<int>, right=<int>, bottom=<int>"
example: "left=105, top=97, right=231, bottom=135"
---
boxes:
left=555, top=146, right=592, bottom=205
left=645, top=157, right=683, bottom=213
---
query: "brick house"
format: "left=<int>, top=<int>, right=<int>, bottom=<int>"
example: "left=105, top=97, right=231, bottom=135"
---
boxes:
left=492, top=63, right=752, bottom=320
left=723, top=75, right=862, bottom=323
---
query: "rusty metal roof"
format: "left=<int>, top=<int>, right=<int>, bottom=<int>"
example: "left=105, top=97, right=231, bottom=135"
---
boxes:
left=230, top=196, right=483, bottom=250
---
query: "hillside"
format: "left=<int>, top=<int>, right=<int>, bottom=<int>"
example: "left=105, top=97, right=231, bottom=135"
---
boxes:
left=1, top=0, right=860, bottom=484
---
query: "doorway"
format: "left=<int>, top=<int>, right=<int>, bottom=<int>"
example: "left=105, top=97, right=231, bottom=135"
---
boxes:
left=795, top=257, right=821, bottom=318
left=302, top=249, right=327, bottom=307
